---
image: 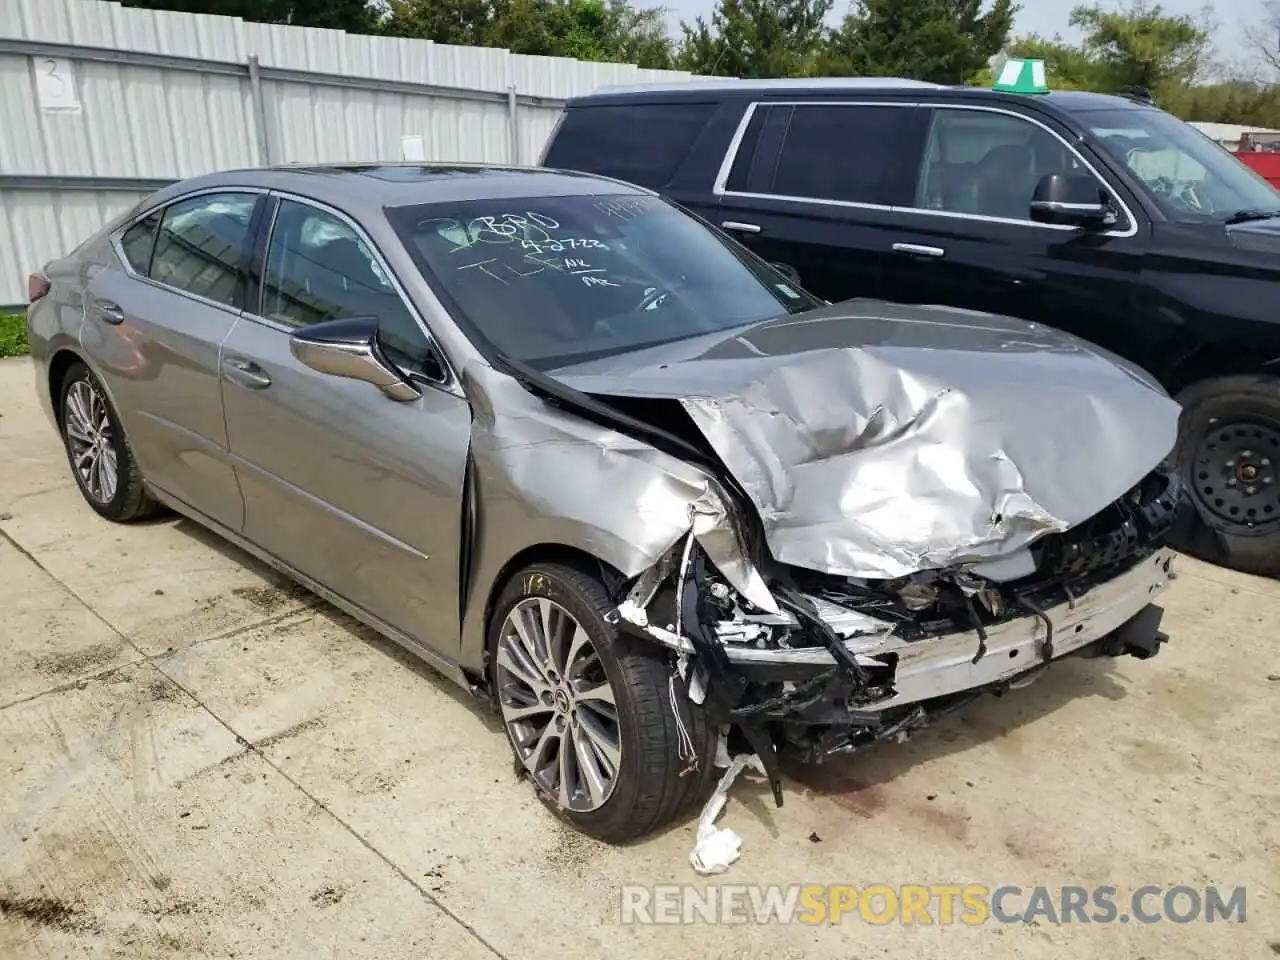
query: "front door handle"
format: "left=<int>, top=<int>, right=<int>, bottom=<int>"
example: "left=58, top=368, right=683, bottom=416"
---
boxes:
left=892, top=242, right=946, bottom=258
left=91, top=298, right=125, bottom=324
left=222, top=356, right=272, bottom=389
left=722, top=220, right=762, bottom=234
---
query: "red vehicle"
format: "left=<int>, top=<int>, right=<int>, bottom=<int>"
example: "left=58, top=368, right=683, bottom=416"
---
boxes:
left=1234, top=132, right=1280, bottom=188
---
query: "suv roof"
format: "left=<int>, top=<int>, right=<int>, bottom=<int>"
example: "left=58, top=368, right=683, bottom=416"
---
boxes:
left=570, top=78, right=1156, bottom=115
left=591, top=77, right=945, bottom=97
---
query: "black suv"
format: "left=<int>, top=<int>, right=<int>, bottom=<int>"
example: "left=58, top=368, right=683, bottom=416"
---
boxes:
left=540, top=76, right=1280, bottom=577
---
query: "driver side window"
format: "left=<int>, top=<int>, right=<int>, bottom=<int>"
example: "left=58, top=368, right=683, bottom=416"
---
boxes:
left=260, top=199, right=439, bottom=378
left=916, top=110, right=1099, bottom=222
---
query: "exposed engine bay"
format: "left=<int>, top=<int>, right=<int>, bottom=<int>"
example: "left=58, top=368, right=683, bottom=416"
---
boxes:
left=609, top=463, right=1184, bottom=807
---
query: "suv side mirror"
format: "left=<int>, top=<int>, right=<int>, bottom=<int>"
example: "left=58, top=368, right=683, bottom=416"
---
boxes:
left=289, top=315, right=422, bottom=402
left=1029, top=173, right=1117, bottom=229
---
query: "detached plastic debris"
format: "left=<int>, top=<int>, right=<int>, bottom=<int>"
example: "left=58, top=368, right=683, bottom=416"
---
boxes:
left=689, top=752, right=766, bottom=875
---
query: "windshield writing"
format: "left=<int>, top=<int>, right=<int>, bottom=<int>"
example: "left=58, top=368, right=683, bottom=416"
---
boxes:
left=390, top=194, right=817, bottom=368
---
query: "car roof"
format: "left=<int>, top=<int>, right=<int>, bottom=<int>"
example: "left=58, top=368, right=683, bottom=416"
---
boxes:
left=144, top=163, right=648, bottom=215
left=566, top=78, right=1156, bottom=115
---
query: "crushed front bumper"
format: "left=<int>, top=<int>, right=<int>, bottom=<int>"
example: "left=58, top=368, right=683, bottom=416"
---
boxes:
left=735, top=547, right=1175, bottom=712
left=617, top=545, right=1175, bottom=781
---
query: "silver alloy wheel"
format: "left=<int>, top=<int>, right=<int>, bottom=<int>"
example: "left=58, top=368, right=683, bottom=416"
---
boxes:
left=496, top=597, right=622, bottom=812
left=63, top=378, right=119, bottom=505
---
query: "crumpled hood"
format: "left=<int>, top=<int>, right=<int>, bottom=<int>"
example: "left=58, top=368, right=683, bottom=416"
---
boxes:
left=547, top=300, right=1182, bottom=580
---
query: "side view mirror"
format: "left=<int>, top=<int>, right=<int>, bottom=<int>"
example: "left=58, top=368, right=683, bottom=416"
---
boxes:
left=1029, top=173, right=1117, bottom=229
left=289, top=315, right=421, bottom=402
left=771, top=262, right=802, bottom=285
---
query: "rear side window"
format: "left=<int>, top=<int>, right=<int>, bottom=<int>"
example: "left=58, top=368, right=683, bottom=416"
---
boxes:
left=541, top=102, right=717, bottom=187
left=770, top=104, right=930, bottom=206
left=119, top=211, right=161, bottom=274
left=149, top=192, right=258, bottom=308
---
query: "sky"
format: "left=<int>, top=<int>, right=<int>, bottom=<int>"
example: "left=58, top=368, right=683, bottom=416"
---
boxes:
left=657, top=0, right=1271, bottom=70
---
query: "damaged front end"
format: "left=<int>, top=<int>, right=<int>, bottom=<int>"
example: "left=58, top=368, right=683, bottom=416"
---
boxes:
left=479, top=303, right=1188, bottom=810
left=611, top=464, right=1183, bottom=806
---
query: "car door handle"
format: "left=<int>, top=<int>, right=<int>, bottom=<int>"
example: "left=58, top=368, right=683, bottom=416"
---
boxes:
left=892, top=242, right=946, bottom=258
left=222, top=356, right=272, bottom=389
left=91, top=298, right=125, bottom=324
left=722, top=220, right=762, bottom=234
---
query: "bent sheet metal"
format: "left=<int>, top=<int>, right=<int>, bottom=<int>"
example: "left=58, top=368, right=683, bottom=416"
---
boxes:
left=549, top=301, right=1183, bottom=579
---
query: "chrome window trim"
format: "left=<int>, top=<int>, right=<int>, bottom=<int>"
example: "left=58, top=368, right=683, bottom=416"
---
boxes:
left=109, top=185, right=269, bottom=314
left=712, top=100, right=1140, bottom=239
left=711, top=100, right=761, bottom=195
left=248, top=189, right=461, bottom=395
left=537, top=108, right=568, bottom=166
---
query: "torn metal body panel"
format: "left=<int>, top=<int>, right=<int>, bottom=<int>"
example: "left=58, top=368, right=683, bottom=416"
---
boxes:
left=456, top=361, right=773, bottom=672
left=527, top=299, right=1186, bottom=800
left=550, top=301, right=1183, bottom=580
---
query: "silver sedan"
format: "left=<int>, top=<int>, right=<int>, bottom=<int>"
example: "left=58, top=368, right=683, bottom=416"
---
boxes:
left=25, top=163, right=1185, bottom=843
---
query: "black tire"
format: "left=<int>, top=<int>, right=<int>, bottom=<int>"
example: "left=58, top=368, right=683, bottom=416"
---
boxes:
left=1170, top=374, right=1280, bottom=577
left=58, top=361, right=159, bottom=522
left=489, top=561, right=716, bottom=843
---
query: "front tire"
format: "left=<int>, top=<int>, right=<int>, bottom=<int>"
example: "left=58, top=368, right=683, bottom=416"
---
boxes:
left=489, top=562, right=715, bottom=843
left=58, top=361, right=158, bottom=522
left=1170, top=374, right=1280, bottom=577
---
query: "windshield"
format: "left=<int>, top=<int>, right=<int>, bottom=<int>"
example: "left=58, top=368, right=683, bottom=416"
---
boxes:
left=388, top=194, right=818, bottom=369
left=1079, top=107, right=1280, bottom=220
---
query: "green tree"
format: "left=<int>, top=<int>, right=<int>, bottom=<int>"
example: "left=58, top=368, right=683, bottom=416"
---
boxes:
left=383, top=0, right=673, bottom=67
left=675, top=0, right=833, bottom=78
left=120, top=0, right=377, bottom=32
left=1069, top=1, right=1213, bottom=93
left=821, top=0, right=1016, bottom=84
left=380, top=0, right=494, bottom=46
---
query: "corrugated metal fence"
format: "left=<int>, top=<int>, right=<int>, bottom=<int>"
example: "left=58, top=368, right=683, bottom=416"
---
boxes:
left=0, top=0, right=708, bottom=306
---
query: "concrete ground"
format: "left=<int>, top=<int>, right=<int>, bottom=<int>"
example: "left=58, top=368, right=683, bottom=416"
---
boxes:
left=0, top=355, right=1276, bottom=960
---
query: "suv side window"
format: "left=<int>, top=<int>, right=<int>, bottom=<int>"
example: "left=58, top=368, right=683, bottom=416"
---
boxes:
left=769, top=104, right=930, bottom=206
left=148, top=192, right=257, bottom=307
left=916, top=109, right=1094, bottom=221
left=541, top=102, right=718, bottom=188
left=260, top=199, right=438, bottom=379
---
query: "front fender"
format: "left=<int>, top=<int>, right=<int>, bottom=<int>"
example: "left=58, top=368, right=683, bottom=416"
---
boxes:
left=455, top=362, right=768, bottom=678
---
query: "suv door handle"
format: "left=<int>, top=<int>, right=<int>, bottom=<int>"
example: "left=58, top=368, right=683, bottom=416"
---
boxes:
left=91, top=298, right=125, bottom=324
left=892, top=242, right=946, bottom=258
left=722, top=221, right=761, bottom=234
left=222, top=356, right=272, bottom=389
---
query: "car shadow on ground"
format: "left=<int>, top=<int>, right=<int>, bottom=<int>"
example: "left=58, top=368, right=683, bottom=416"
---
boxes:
left=165, top=511, right=1132, bottom=844
left=725, top=657, right=1130, bottom=838
left=167, top=515, right=506, bottom=737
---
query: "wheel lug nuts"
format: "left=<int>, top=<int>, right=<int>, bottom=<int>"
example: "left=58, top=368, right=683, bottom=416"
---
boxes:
left=1226, top=459, right=1236, bottom=468
left=1243, top=450, right=1254, bottom=458
left=1226, top=478, right=1237, bottom=486
left=1247, top=486, right=1258, bottom=495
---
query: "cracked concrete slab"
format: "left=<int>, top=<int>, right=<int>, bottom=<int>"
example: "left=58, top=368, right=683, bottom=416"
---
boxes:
left=2, top=356, right=1277, bottom=959
left=1, top=485, right=315, bottom=657
left=0, top=537, right=141, bottom=707
left=0, top=661, right=497, bottom=959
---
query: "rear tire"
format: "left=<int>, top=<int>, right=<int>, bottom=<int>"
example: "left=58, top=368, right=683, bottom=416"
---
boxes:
left=58, top=361, right=159, bottom=522
left=1170, top=374, right=1280, bottom=577
left=489, top=561, right=716, bottom=843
